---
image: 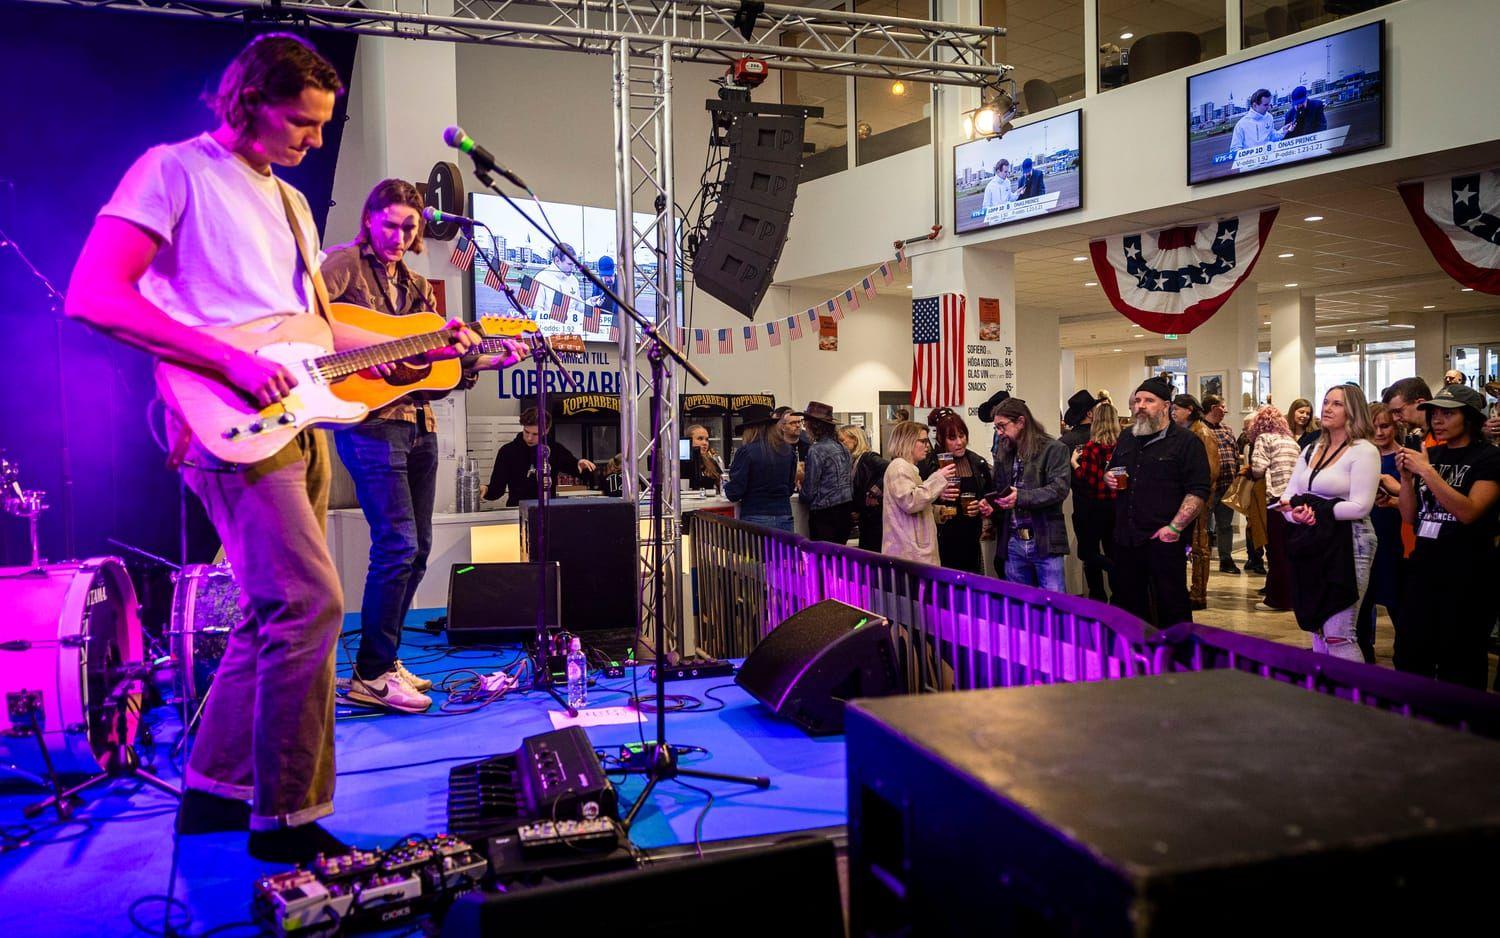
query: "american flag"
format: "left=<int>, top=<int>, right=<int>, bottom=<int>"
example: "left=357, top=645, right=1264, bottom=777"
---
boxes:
left=896, top=247, right=909, bottom=272
left=826, top=298, right=842, bottom=322
left=549, top=290, right=569, bottom=322
left=718, top=328, right=733, bottom=354
left=742, top=325, right=758, bottom=351
left=862, top=277, right=878, bottom=300
left=843, top=287, right=861, bottom=313
left=609, top=320, right=621, bottom=343
left=766, top=322, right=781, bottom=346
left=516, top=275, right=539, bottom=307
left=787, top=314, right=803, bottom=340
left=911, top=293, right=965, bottom=408
left=878, top=262, right=893, bottom=284
left=583, top=304, right=600, bottom=333
left=483, top=263, right=506, bottom=291
left=805, top=308, right=818, bottom=326
left=449, top=236, right=476, bottom=271
left=695, top=329, right=709, bottom=354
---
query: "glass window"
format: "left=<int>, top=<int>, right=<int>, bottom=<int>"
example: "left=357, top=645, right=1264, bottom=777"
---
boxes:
left=781, top=27, right=850, bottom=181
left=1242, top=0, right=1398, bottom=49
left=1097, top=0, right=1226, bottom=92
left=1364, top=339, right=1415, bottom=401
left=981, top=0, right=1086, bottom=115
left=1314, top=345, right=1360, bottom=406
left=853, top=0, right=932, bottom=166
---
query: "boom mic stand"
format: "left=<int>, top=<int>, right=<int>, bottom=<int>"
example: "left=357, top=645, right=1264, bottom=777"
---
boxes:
left=453, top=137, right=767, bottom=832
left=466, top=222, right=582, bottom=717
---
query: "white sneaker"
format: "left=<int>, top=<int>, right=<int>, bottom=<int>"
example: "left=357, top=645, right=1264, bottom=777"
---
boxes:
left=1253, top=602, right=1284, bottom=613
left=393, top=659, right=433, bottom=692
left=346, top=670, right=432, bottom=713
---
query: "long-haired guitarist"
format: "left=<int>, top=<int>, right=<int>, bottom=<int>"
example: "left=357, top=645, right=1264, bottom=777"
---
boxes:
left=321, top=179, right=518, bottom=714
left=64, top=34, right=477, bottom=864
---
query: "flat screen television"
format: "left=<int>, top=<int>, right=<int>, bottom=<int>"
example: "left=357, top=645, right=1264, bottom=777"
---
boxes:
left=467, top=193, right=670, bottom=343
left=1187, top=20, right=1385, bottom=185
left=953, top=108, right=1081, bottom=235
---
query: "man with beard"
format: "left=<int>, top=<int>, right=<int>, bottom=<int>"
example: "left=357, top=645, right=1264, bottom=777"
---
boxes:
left=1103, top=378, right=1212, bottom=627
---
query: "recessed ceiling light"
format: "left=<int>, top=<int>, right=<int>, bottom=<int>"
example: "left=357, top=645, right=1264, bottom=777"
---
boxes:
left=905, top=284, right=912, bottom=289
left=1346, top=328, right=1357, bottom=332
left=1084, top=281, right=1097, bottom=287
left=1263, top=321, right=1272, bottom=326
left=1073, top=256, right=1087, bottom=262
left=1112, top=348, right=1123, bottom=352
left=1460, top=287, right=1474, bottom=292
left=1303, top=215, right=1323, bottom=222
left=1284, top=282, right=1299, bottom=288
left=1422, top=304, right=1436, bottom=309
left=1278, top=252, right=1295, bottom=258
left=1133, top=334, right=1145, bottom=338
left=1119, top=32, right=1133, bottom=40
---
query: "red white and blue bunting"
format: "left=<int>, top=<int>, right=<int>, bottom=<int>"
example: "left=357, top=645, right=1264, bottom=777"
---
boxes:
left=1088, top=207, right=1279, bottom=335
left=1398, top=169, right=1500, bottom=294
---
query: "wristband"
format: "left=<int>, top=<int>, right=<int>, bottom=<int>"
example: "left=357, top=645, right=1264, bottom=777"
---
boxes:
left=1167, top=521, right=1182, bottom=534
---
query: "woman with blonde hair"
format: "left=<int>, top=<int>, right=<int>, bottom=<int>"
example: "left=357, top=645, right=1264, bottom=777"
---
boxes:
left=1245, top=405, right=1301, bottom=610
left=841, top=425, right=890, bottom=552
left=881, top=421, right=956, bottom=564
left=1278, top=384, right=1381, bottom=661
left=1070, top=401, right=1120, bottom=601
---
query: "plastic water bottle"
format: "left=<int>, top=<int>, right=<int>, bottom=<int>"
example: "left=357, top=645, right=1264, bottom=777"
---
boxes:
left=566, top=636, right=587, bottom=709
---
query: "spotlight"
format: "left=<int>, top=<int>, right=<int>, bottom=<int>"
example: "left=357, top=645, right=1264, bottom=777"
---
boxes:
left=965, top=82, right=1018, bottom=140
left=891, top=80, right=907, bottom=96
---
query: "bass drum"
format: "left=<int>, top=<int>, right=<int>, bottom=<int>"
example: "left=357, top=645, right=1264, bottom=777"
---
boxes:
left=0, top=557, right=144, bottom=775
left=168, top=563, right=241, bottom=708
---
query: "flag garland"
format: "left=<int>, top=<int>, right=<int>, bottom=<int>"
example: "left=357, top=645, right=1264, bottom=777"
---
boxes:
left=1399, top=168, right=1500, bottom=293
left=1087, top=207, right=1279, bottom=335
left=449, top=235, right=476, bottom=271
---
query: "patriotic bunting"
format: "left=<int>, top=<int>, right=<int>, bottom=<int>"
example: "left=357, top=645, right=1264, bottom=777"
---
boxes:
left=879, top=262, right=893, bottom=285
left=694, top=329, right=709, bottom=355
left=862, top=277, right=877, bottom=300
left=516, top=275, right=539, bottom=308
left=825, top=298, right=843, bottom=322
left=609, top=320, right=621, bottom=343
left=483, top=265, right=505, bottom=291
left=584, top=305, right=601, bottom=333
left=742, top=325, right=758, bottom=351
left=449, top=236, right=476, bottom=271
left=549, top=290, right=569, bottom=322
left=787, top=313, right=804, bottom=340
left=896, top=247, right=909, bottom=272
left=1399, top=168, right=1500, bottom=293
left=717, top=329, right=733, bottom=354
left=767, top=322, right=781, bottom=347
left=911, top=293, right=965, bottom=408
left=1088, top=207, right=1279, bottom=335
left=842, top=287, right=861, bottom=313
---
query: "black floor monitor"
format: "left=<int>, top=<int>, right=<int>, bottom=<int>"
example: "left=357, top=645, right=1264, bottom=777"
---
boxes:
left=445, top=561, right=560, bottom=645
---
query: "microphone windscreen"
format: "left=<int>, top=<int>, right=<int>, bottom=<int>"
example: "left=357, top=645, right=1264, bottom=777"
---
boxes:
left=443, top=125, right=466, bottom=148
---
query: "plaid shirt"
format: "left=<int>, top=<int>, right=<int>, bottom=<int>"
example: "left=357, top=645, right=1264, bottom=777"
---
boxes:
left=1074, top=440, right=1118, bottom=501
left=1206, top=422, right=1239, bottom=497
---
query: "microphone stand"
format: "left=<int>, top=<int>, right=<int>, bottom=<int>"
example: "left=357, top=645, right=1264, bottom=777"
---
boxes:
left=466, top=220, right=582, bottom=717
left=459, top=159, right=767, bottom=830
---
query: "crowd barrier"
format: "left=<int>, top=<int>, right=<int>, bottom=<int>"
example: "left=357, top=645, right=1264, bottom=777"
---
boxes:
left=688, top=514, right=1498, bottom=735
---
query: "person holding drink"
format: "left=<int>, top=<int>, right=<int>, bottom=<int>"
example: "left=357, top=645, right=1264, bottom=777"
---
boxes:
left=918, top=412, right=992, bottom=573
left=978, top=398, right=1072, bottom=591
left=882, top=421, right=958, bottom=565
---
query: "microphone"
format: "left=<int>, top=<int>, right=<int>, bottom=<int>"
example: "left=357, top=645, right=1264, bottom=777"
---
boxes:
left=422, top=206, right=480, bottom=230
left=443, top=126, right=528, bottom=191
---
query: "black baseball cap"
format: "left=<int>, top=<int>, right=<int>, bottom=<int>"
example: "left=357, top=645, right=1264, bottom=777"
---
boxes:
left=1418, top=384, right=1486, bottom=419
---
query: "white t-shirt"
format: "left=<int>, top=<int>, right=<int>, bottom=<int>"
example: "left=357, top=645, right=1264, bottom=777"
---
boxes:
left=1283, top=437, right=1381, bottom=521
left=99, top=133, right=320, bottom=328
left=532, top=265, right=581, bottom=319
left=982, top=175, right=1014, bottom=211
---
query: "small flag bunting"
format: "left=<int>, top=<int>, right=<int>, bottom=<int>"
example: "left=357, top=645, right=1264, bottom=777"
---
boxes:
left=862, top=277, right=877, bottom=300
left=826, top=297, right=843, bottom=322
left=516, top=275, right=539, bottom=308
left=767, top=322, right=781, bottom=346
left=609, top=320, right=621, bottom=343
left=843, top=287, right=861, bottom=313
left=717, top=328, right=733, bottom=354
left=695, top=329, right=710, bottom=354
left=549, top=290, right=569, bottom=322
left=742, top=325, right=758, bottom=351
left=584, top=304, right=600, bottom=332
left=879, top=262, right=893, bottom=285
left=450, top=236, right=476, bottom=271
left=787, top=314, right=803, bottom=340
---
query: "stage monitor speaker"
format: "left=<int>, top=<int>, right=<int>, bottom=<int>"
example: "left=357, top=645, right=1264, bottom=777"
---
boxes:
left=845, top=670, right=1500, bottom=938
left=735, top=599, right=903, bottom=735
left=443, top=836, right=844, bottom=937
left=693, top=113, right=806, bottom=319
left=521, top=499, right=637, bottom=634
left=445, top=562, right=560, bottom=645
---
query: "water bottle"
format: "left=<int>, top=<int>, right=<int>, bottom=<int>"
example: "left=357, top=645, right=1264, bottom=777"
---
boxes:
left=455, top=462, right=470, bottom=513
left=566, top=636, right=587, bottom=709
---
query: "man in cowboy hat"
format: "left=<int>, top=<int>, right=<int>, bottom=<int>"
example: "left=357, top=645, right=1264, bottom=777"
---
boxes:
left=1059, top=389, right=1099, bottom=450
left=799, top=401, right=854, bottom=543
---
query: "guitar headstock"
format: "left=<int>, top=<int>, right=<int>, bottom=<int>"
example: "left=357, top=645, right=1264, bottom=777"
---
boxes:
left=476, top=316, right=586, bottom=357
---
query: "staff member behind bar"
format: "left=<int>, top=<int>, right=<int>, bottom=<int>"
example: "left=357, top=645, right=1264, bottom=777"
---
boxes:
left=1105, top=377, right=1211, bottom=627
left=481, top=406, right=596, bottom=506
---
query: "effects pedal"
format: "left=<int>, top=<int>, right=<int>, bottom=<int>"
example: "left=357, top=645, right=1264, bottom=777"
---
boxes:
left=516, top=817, right=620, bottom=856
left=649, top=656, right=735, bottom=683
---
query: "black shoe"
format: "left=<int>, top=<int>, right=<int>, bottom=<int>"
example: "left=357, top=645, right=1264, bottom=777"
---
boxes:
left=249, top=823, right=348, bottom=865
left=1191, top=599, right=1208, bottom=611
left=176, top=789, right=250, bottom=835
left=1219, top=564, right=1241, bottom=575
left=1256, top=586, right=1268, bottom=595
left=1245, top=563, right=1267, bottom=575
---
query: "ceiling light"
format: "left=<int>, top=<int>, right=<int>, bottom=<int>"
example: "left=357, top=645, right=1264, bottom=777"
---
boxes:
left=1303, top=215, right=1324, bottom=222
left=1284, top=282, right=1299, bottom=288
left=1278, top=252, right=1294, bottom=258
left=1112, top=348, right=1123, bottom=352
left=1346, top=327, right=1357, bottom=332
left=1119, top=32, right=1134, bottom=40
left=1422, top=304, right=1436, bottom=309
left=1133, top=333, right=1145, bottom=338
left=1073, top=256, right=1087, bottom=262
left=891, top=80, right=907, bottom=96
left=1084, top=281, right=1097, bottom=287
left=1461, top=287, right=1474, bottom=292
left=1263, top=321, right=1272, bottom=326
left=905, top=284, right=912, bottom=289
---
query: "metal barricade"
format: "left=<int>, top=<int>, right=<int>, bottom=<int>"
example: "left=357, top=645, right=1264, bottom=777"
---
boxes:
left=1155, top=624, right=1500, bottom=740
left=687, top=514, right=816, bottom=659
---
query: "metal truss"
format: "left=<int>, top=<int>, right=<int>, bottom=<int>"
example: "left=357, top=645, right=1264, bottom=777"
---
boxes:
left=17, top=0, right=1007, bottom=87
left=17, top=0, right=1009, bottom=654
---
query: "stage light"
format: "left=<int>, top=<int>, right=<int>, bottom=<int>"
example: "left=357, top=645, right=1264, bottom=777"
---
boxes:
left=965, top=82, right=1017, bottom=139
left=891, top=80, right=907, bottom=96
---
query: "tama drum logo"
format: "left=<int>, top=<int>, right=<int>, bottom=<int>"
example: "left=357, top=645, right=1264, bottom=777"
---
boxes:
left=87, top=585, right=109, bottom=607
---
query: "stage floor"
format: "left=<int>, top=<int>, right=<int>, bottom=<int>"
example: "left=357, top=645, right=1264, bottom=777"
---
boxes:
left=0, top=613, right=848, bottom=937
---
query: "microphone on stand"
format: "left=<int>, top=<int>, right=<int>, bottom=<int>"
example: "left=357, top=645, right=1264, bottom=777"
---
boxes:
left=442, top=126, right=529, bottom=191
left=422, top=206, right=481, bottom=230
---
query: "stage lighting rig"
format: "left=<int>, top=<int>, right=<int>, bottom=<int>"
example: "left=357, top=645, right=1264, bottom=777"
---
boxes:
left=963, top=80, right=1019, bottom=140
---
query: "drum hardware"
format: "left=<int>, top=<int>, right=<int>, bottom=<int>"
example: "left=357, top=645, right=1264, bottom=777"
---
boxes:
left=2, top=454, right=51, bottom=575
left=5, top=689, right=77, bottom=820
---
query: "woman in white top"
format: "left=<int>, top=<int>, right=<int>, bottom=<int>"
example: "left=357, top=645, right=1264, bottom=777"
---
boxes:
left=1246, top=405, right=1302, bottom=610
left=882, top=421, right=957, bottom=565
left=1276, top=384, right=1382, bottom=661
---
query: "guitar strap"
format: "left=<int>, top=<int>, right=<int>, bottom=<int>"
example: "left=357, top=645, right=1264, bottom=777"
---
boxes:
left=276, top=180, right=336, bottom=327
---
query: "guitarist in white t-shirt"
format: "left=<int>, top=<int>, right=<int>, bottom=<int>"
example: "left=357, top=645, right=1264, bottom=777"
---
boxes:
left=64, top=33, right=476, bottom=865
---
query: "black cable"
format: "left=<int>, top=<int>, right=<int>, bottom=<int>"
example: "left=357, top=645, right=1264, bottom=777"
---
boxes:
left=697, top=682, right=737, bottom=713
left=671, top=777, right=715, bottom=860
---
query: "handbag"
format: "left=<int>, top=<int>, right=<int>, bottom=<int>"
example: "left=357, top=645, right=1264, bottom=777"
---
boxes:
left=1219, top=473, right=1256, bottom=516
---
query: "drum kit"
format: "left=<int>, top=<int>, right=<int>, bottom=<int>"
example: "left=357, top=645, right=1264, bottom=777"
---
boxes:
left=0, top=454, right=240, bottom=819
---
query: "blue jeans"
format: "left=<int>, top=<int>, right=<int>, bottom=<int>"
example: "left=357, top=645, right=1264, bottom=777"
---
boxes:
left=1004, top=535, right=1066, bottom=593
left=742, top=514, right=795, bottom=533
left=335, top=418, right=437, bottom=680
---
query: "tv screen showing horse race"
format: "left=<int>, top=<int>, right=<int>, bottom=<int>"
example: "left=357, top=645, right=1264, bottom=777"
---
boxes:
left=953, top=109, right=1081, bottom=234
left=1187, top=20, right=1385, bottom=185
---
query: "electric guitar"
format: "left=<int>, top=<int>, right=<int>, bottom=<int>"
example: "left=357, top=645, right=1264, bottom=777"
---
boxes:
left=155, top=306, right=584, bottom=465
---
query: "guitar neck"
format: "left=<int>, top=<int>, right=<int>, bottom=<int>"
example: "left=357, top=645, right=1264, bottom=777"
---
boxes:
left=313, top=330, right=453, bottom=379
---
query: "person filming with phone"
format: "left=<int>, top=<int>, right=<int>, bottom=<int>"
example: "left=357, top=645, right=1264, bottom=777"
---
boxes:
left=977, top=398, right=1072, bottom=592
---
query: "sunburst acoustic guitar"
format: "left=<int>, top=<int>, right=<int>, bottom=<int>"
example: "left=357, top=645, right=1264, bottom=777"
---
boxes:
left=156, top=305, right=584, bottom=465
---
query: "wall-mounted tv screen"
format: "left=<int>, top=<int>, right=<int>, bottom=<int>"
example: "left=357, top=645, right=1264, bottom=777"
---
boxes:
left=1187, top=20, right=1385, bottom=185
left=468, top=193, right=669, bottom=343
left=954, top=108, right=1081, bottom=235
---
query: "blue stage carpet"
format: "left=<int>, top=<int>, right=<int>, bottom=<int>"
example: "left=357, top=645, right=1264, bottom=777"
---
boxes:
left=0, top=613, right=846, bottom=936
